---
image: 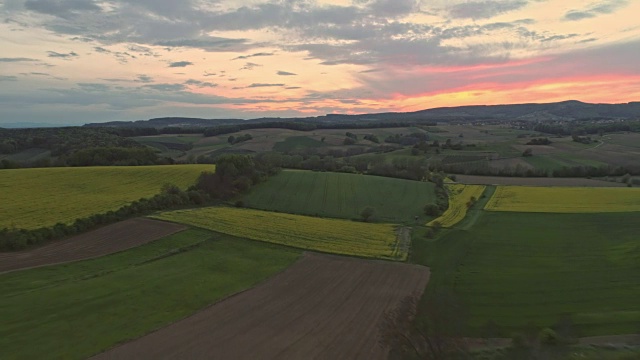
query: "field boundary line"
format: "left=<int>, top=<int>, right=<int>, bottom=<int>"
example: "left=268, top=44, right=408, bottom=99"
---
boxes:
left=88, top=251, right=308, bottom=358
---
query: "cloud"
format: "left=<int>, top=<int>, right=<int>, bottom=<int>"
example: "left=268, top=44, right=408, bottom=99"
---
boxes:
left=70, top=36, right=94, bottom=42
left=143, top=83, right=186, bottom=91
left=156, top=37, right=249, bottom=52
left=168, top=61, right=193, bottom=68
left=240, top=62, right=262, bottom=70
left=247, top=83, right=284, bottom=88
left=185, top=79, right=218, bottom=88
left=564, top=0, right=629, bottom=21
left=0, top=57, right=38, bottom=62
left=367, top=0, right=418, bottom=17
left=447, top=1, right=529, bottom=20
left=0, top=76, right=18, bottom=81
left=24, top=72, right=67, bottom=80
left=539, top=33, right=580, bottom=42
left=277, top=71, right=297, bottom=76
left=78, top=83, right=109, bottom=92
left=25, top=0, right=102, bottom=19
left=232, top=52, right=274, bottom=60
left=135, top=75, right=153, bottom=83
left=47, top=51, right=79, bottom=59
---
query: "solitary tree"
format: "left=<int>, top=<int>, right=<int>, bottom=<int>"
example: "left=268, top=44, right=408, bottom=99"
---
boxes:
left=361, top=207, right=375, bottom=222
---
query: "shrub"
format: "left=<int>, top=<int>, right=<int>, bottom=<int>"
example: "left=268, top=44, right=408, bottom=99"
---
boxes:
left=538, top=328, right=559, bottom=346
left=510, top=332, right=528, bottom=349
left=424, top=203, right=441, bottom=217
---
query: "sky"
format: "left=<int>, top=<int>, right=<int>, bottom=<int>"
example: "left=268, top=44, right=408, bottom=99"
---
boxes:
left=1, top=0, right=639, bottom=125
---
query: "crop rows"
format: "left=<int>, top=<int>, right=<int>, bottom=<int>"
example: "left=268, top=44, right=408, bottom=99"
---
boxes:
left=153, top=207, right=405, bottom=260
left=242, top=169, right=436, bottom=223
left=484, top=185, right=640, bottom=213
left=427, top=184, right=486, bottom=228
left=0, top=165, right=211, bottom=229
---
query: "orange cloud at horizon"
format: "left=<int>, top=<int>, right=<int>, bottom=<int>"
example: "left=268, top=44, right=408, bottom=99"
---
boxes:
left=221, top=73, right=640, bottom=116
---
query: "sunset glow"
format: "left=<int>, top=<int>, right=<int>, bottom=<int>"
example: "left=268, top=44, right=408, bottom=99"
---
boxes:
left=1, top=0, right=639, bottom=125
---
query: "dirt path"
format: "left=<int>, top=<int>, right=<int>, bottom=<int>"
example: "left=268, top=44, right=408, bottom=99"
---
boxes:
left=0, top=218, right=186, bottom=273
left=92, top=253, right=430, bottom=360
left=395, top=226, right=411, bottom=259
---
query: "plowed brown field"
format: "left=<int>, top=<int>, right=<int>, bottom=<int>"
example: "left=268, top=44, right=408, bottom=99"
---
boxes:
left=92, top=253, right=430, bottom=360
left=0, top=218, right=186, bottom=273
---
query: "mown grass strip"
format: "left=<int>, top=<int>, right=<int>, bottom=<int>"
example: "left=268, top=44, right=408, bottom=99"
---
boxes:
left=427, top=184, right=486, bottom=228
left=153, top=206, right=405, bottom=260
left=0, top=228, right=300, bottom=359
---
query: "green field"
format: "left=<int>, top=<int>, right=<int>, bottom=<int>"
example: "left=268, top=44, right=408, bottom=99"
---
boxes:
left=524, top=154, right=607, bottom=171
left=0, top=165, right=211, bottom=229
left=0, top=228, right=300, bottom=359
left=414, top=212, right=640, bottom=336
left=242, top=170, right=436, bottom=223
left=154, top=206, right=406, bottom=260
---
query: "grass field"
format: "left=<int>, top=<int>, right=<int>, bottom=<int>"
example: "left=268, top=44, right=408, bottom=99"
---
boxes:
left=427, top=184, right=486, bottom=228
left=523, top=154, right=607, bottom=171
left=242, top=170, right=436, bottom=223
left=0, top=228, right=300, bottom=359
left=414, top=212, right=640, bottom=337
left=0, top=165, right=211, bottom=229
left=485, top=186, right=640, bottom=213
left=153, top=207, right=405, bottom=260
left=272, top=136, right=328, bottom=152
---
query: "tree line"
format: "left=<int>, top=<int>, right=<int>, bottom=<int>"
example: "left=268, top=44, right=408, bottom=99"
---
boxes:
left=0, top=154, right=280, bottom=251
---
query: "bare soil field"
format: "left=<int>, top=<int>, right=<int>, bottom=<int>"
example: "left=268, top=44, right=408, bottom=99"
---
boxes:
left=0, top=218, right=186, bottom=273
left=454, top=175, right=627, bottom=187
left=92, top=253, right=430, bottom=360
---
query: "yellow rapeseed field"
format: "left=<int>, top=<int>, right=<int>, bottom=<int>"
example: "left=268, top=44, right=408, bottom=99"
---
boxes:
left=154, top=207, right=405, bottom=260
left=428, top=184, right=486, bottom=228
left=0, top=165, right=212, bottom=230
left=484, top=186, right=640, bottom=213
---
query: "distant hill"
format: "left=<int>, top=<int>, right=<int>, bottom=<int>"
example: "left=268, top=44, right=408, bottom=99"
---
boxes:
left=1, top=122, right=71, bottom=128
left=83, top=100, right=640, bottom=128
left=86, top=117, right=244, bottom=128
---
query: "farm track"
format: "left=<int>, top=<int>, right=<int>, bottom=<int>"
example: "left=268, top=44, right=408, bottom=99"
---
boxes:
left=0, top=218, right=186, bottom=273
left=92, top=252, right=430, bottom=360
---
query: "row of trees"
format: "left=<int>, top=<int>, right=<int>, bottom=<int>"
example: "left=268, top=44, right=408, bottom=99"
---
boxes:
left=0, top=185, right=207, bottom=251
left=199, top=120, right=438, bottom=137
left=193, top=154, right=279, bottom=200
left=0, top=147, right=176, bottom=169
left=0, top=127, right=142, bottom=155
left=436, top=161, right=640, bottom=177
left=227, top=134, right=253, bottom=144
left=0, top=154, right=280, bottom=251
